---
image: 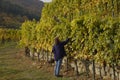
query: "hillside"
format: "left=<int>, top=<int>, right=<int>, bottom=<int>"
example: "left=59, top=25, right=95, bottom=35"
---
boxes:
left=4, top=0, right=44, bottom=17
left=0, top=0, right=44, bottom=28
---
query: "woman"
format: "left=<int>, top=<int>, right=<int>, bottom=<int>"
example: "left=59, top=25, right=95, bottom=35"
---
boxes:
left=52, top=37, right=70, bottom=77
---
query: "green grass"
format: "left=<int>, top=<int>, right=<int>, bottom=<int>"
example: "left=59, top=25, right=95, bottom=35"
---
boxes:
left=0, top=42, right=71, bottom=80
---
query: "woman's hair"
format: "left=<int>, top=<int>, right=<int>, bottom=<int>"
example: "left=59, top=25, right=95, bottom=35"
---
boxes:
left=55, top=37, right=60, bottom=45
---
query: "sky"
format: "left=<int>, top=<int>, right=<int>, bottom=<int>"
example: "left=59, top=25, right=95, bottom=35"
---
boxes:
left=40, top=0, right=52, bottom=2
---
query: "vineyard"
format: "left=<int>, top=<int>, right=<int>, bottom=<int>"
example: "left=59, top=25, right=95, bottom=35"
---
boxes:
left=0, top=28, right=21, bottom=44
left=0, top=0, right=120, bottom=80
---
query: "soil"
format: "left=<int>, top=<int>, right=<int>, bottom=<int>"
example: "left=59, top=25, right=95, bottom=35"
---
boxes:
left=18, top=50, right=112, bottom=80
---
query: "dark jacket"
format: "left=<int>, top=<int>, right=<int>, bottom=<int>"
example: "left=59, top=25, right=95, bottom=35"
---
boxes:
left=52, top=39, right=69, bottom=61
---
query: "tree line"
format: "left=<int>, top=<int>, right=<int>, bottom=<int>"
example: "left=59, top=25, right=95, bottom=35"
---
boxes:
left=0, top=0, right=43, bottom=28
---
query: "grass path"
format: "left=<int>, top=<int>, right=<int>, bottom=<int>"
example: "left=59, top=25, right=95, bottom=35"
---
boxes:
left=0, top=42, right=71, bottom=80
